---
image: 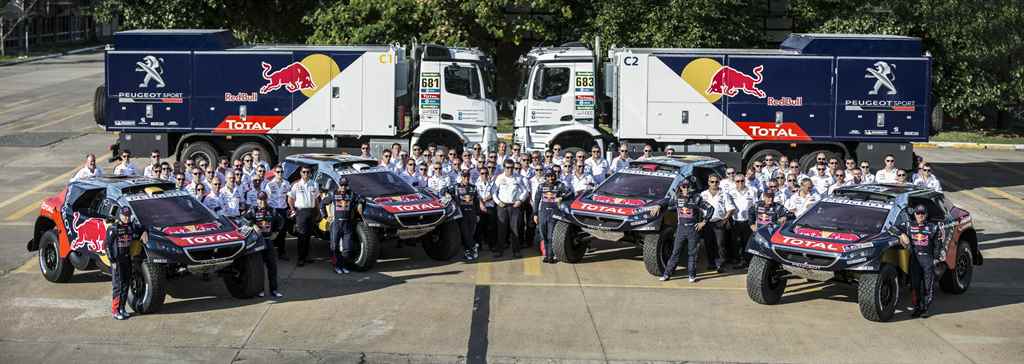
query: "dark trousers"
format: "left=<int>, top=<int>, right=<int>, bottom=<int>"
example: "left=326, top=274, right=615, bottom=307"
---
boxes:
left=703, top=220, right=728, bottom=268
left=459, top=210, right=478, bottom=251
left=496, top=204, right=522, bottom=252
left=259, top=236, right=279, bottom=291
left=665, top=224, right=701, bottom=277
left=537, top=207, right=556, bottom=259
left=731, top=222, right=753, bottom=263
left=294, top=208, right=316, bottom=261
left=477, top=206, right=497, bottom=251
left=111, top=255, right=131, bottom=314
left=330, top=219, right=354, bottom=269
left=910, top=253, right=935, bottom=309
left=272, top=208, right=290, bottom=256
left=522, top=203, right=534, bottom=247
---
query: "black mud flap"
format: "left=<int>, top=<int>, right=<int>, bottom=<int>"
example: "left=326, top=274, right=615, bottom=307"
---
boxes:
left=26, top=238, right=38, bottom=252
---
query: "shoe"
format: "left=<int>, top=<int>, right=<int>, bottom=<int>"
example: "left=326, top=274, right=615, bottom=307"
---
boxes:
left=119, top=309, right=131, bottom=319
left=297, top=260, right=305, bottom=267
left=688, top=276, right=697, bottom=283
left=911, top=306, right=922, bottom=317
left=542, top=257, right=552, bottom=264
left=472, top=248, right=480, bottom=260
left=271, top=290, right=283, bottom=298
left=716, top=266, right=727, bottom=274
left=512, top=251, right=522, bottom=258
left=919, top=306, right=931, bottom=318
left=659, top=275, right=669, bottom=281
left=258, top=291, right=266, bottom=298
left=278, top=254, right=289, bottom=262
left=334, top=267, right=346, bottom=275
left=113, top=312, right=127, bottom=320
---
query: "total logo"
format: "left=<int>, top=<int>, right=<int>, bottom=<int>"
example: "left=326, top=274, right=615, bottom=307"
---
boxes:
left=213, top=115, right=285, bottom=134
left=736, top=122, right=811, bottom=141
left=771, top=233, right=845, bottom=253
left=571, top=201, right=635, bottom=216
left=382, top=201, right=443, bottom=213
left=174, top=231, right=243, bottom=246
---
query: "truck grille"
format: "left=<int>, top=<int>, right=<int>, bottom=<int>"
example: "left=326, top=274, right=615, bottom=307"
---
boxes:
left=183, top=241, right=245, bottom=263
left=396, top=211, right=445, bottom=228
left=773, top=247, right=838, bottom=269
left=572, top=212, right=625, bottom=230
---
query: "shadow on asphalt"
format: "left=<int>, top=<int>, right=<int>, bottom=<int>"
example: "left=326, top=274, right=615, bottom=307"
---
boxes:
left=977, top=230, right=1024, bottom=251
left=930, top=162, right=1024, bottom=192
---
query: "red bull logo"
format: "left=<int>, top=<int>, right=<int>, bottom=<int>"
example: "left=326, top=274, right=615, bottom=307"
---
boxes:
left=706, top=65, right=766, bottom=99
left=259, top=61, right=316, bottom=94
left=70, top=212, right=106, bottom=252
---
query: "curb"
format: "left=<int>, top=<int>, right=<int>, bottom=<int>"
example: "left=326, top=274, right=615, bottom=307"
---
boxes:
left=913, top=142, right=1024, bottom=151
left=0, top=44, right=106, bottom=67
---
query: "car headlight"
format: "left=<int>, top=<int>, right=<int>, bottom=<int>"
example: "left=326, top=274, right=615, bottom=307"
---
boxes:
left=753, top=232, right=771, bottom=248
left=440, top=194, right=452, bottom=206
left=637, top=205, right=661, bottom=219
left=238, top=223, right=255, bottom=238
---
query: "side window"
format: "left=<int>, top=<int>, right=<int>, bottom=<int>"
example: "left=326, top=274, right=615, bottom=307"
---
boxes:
left=72, top=189, right=105, bottom=216
left=533, top=66, right=570, bottom=100
left=444, top=65, right=480, bottom=99
left=938, top=195, right=956, bottom=215
left=315, top=172, right=336, bottom=192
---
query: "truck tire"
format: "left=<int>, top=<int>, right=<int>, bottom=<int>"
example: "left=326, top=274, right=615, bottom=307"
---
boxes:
left=858, top=264, right=900, bottom=322
left=798, top=149, right=841, bottom=173
left=940, top=243, right=973, bottom=294
left=746, top=148, right=783, bottom=170
left=551, top=221, right=586, bottom=263
left=38, top=230, right=73, bottom=283
left=224, top=253, right=265, bottom=299
left=180, top=141, right=220, bottom=167
left=231, top=142, right=273, bottom=166
left=349, top=222, right=382, bottom=271
left=93, top=85, right=105, bottom=125
left=746, top=255, right=785, bottom=305
left=424, top=221, right=459, bottom=261
left=129, top=261, right=167, bottom=314
left=642, top=229, right=672, bottom=277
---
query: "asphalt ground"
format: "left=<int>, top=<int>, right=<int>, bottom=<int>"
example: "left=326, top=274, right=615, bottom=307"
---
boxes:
left=0, top=53, right=1022, bottom=363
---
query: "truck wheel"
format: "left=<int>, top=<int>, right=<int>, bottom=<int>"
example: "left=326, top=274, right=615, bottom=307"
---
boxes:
left=747, top=149, right=783, bottom=170
left=858, top=264, right=900, bottom=322
left=424, top=221, right=459, bottom=261
left=224, top=253, right=265, bottom=299
left=38, top=230, right=73, bottom=283
left=349, top=222, right=382, bottom=272
left=798, top=149, right=840, bottom=174
left=641, top=229, right=673, bottom=276
left=552, top=221, right=586, bottom=263
left=93, top=85, right=105, bottom=125
left=180, top=141, right=220, bottom=167
left=746, top=255, right=786, bottom=305
left=940, top=243, right=973, bottom=294
left=128, top=261, right=167, bottom=314
left=231, top=142, right=273, bottom=167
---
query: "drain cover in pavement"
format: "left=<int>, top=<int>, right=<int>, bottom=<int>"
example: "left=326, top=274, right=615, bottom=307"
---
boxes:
left=0, top=132, right=84, bottom=147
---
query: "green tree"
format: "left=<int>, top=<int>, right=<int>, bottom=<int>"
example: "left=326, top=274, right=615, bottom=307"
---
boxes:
left=582, top=0, right=766, bottom=49
left=93, top=0, right=313, bottom=43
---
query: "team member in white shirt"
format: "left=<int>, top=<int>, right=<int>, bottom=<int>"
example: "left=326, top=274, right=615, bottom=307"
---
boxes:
left=263, top=166, right=291, bottom=260
left=610, top=145, right=631, bottom=174
left=493, top=160, right=529, bottom=258
left=894, top=169, right=910, bottom=184
left=427, top=162, right=451, bottom=194
left=398, top=159, right=419, bottom=186
left=220, top=174, right=245, bottom=218
left=720, top=167, right=737, bottom=193
left=639, top=144, right=654, bottom=160
left=71, top=154, right=103, bottom=181
left=700, top=175, right=735, bottom=272
left=585, top=146, right=609, bottom=184
left=550, top=144, right=564, bottom=165
left=288, top=166, right=319, bottom=267
left=570, top=163, right=594, bottom=193
left=913, top=162, right=942, bottom=191
left=809, top=164, right=834, bottom=195
left=785, top=178, right=820, bottom=218
left=143, top=150, right=162, bottom=178
left=113, top=150, right=138, bottom=176
left=476, top=167, right=498, bottom=252
left=806, top=152, right=830, bottom=175
left=875, top=154, right=900, bottom=183
left=827, top=169, right=852, bottom=194
left=728, top=174, right=758, bottom=268
left=194, top=183, right=222, bottom=215
left=858, top=161, right=876, bottom=184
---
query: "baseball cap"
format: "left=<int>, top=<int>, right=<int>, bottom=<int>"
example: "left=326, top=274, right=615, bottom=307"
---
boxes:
left=257, top=191, right=268, bottom=200
left=544, top=169, right=556, bottom=178
left=338, top=177, right=349, bottom=186
left=678, top=180, right=691, bottom=189
left=763, top=190, right=775, bottom=198
left=119, top=207, right=131, bottom=216
left=461, top=169, right=471, bottom=177
left=913, top=205, right=927, bottom=214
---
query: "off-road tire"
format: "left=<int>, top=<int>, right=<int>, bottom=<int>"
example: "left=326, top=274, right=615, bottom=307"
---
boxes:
left=642, top=229, right=673, bottom=276
left=940, top=243, right=973, bottom=294
left=424, top=221, right=460, bottom=261
left=180, top=141, right=220, bottom=167
left=858, top=264, right=900, bottom=322
left=224, top=253, right=265, bottom=299
left=129, top=261, right=167, bottom=314
left=38, top=230, right=73, bottom=283
left=552, top=221, right=586, bottom=263
left=349, top=222, right=382, bottom=271
left=746, top=255, right=786, bottom=305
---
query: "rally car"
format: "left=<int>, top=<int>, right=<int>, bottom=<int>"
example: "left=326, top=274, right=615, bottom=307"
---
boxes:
left=549, top=156, right=726, bottom=275
left=281, top=154, right=462, bottom=271
left=745, top=184, right=981, bottom=322
left=27, top=176, right=267, bottom=314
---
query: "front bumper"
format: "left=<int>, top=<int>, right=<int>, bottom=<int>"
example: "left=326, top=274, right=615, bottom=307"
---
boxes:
left=553, top=208, right=662, bottom=239
left=144, top=231, right=263, bottom=266
left=361, top=203, right=461, bottom=232
left=746, top=230, right=884, bottom=273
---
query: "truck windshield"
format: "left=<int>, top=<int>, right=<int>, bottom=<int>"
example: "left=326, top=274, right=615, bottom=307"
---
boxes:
left=344, top=171, right=417, bottom=197
left=595, top=173, right=674, bottom=200
left=445, top=64, right=480, bottom=99
left=795, top=202, right=889, bottom=234
left=129, top=196, right=217, bottom=227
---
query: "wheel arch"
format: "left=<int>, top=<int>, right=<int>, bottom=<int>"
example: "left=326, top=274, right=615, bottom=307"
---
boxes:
left=740, top=141, right=851, bottom=167
left=549, top=125, right=605, bottom=152
left=175, top=134, right=277, bottom=162
left=413, top=126, right=467, bottom=151
left=28, top=216, right=58, bottom=252
left=959, top=228, right=982, bottom=265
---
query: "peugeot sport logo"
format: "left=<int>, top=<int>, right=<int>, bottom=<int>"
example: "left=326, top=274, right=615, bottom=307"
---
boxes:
left=136, top=55, right=166, bottom=88
left=865, top=61, right=896, bottom=95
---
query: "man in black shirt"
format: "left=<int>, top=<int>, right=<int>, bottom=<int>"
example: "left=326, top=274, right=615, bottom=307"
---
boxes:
left=327, top=179, right=356, bottom=274
left=105, top=207, right=139, bottom=320
left=897, top=205, right=946, bottom=318
left=445, top=170, right=481, bottom=261
left=533, top=170, right=573, bottom=264
left=242, top=192, right=282, bottom=297
left=662, top=181, right=713, bottom=282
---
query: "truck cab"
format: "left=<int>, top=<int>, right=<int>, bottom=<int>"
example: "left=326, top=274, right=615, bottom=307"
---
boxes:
left=413, top=45, right=498, bottom=153
left=512, top=44, right=604, bottom=154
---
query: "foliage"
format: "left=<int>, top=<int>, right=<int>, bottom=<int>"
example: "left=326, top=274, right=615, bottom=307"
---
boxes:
left=93, top=0, right=313, bottom=43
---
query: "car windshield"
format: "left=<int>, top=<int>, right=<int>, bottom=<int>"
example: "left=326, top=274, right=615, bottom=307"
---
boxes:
left=128, top=196, right=217, bottom=227
left=795, top=202, right=889, bottom=234
left=595, top=173, right=674, bottom=200
left=344, top=171, right=417, bottom=197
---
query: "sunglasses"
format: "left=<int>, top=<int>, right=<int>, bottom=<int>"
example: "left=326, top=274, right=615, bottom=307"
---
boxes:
left=885, top=159, right=895, bottom=163
left=361, top=146, right=369, bottom=150
left=643, top=150, right=652, bottom=153
left=726, top=171, right=735, bottom=175
left=473, top=146, right=481, bottom=150
left=151, top=155, right=159, bottom=158
left=923, top=168, right=932, bottom=171
left=619, top=149, right=628, bottom=153
left=709, top=181, right=719, bottom=184
left=897, top=173, right=906, bottom=177
left=275, top=170, right=283, bottom=173
left=301, top=170, right=310, bottom=174
left=914, top=211, right=926, bottom=215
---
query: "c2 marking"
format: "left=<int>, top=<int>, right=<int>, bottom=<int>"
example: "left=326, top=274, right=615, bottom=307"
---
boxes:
left=623, top=56, right=639, bottom=66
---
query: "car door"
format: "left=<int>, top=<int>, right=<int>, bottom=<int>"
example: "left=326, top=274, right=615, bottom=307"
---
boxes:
left=65, top=187, right=108, bottom=255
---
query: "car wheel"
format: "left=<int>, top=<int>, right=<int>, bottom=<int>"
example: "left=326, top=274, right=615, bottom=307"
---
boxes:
left=224, top=253, right=265, bottom=299
left=858, top=263, right=900, bottom=322
left=38, top=230, right=73, bottom=283
left=552, top=221, right=586, bottom=263
left=940, top=243, right=973, bottom=294
left=642, top=229, right=673, bottom=276
left=424, top=221, right=460, bottom=261
left=348, top=222, right=381, bottom=271
left=129, top=261, right=167, bottom=314
left=746, top=255, right=785, bottom=305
